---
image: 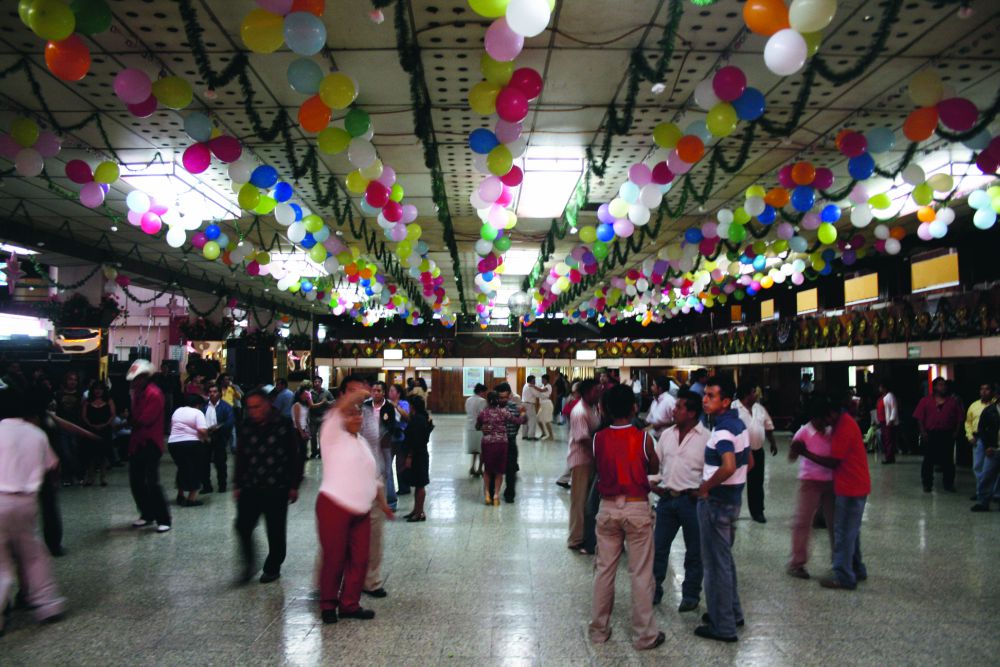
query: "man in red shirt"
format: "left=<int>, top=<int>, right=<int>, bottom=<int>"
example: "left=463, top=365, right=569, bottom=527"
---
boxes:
left=912, top=377, right=964, bottom=493
left=126, top=360, right=171, bottom=532
left=790, top=393, right=870, bottom=590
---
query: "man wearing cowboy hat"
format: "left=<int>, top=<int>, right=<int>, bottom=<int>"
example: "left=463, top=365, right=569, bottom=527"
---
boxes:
left=126, top=360, right=171, bottom=533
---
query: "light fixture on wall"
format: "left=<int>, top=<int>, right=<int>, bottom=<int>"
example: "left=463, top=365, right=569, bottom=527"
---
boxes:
left=383, top=349, right=403, bottom=360
left=576, top=350, right=597, bottom=361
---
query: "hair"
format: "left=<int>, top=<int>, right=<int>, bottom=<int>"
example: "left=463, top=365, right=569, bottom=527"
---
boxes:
left=495, top=382, right=511, bottom=394
left=339, top=374, right=368, bottom=393
left=312, top=375, right=323, bottom=383
left=652, top=375, right=670, bottom=393
left=932, top=377, right=947, bottom=386
left=416, top=378, right=428, bottom=390
left=675, top=389, right=702, bottom=416
left=807, top=395, right=832, bottom=421
left=2, top=387, right=50, bottom=421
left=600, top=384, right=635, bottom=420
left=294, top=386, right=310, bottom=402
left=184, top=393, right=205, bottom=408
left=473, top=383, right=487, bottom=394
left=244, top=388, right=271, bottom=404
left=274, top=377, right=288, bottom=388
left=88, top=381, right=106, bottom=398
left=409, top=394, right=428, bottom=415
left=706, top=375, right=736, bottom=401
left=735, top=384, right=755, bottom=401
left=577, top=379, right=599, bottom=401
left=486, top=391, right=500, bottom=407
left=389, top=383, right=405, bottom=397
left=526, top=375, right=535, bottom=383
left=371, top=380, right=387, bottom=392
left=692, top=368, right=709, bottom=382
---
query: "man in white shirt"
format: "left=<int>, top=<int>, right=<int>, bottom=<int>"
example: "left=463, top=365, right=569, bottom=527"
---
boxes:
left=521, top=375, right=540, bottom=440
left=652, top=390, right=710, bottom=611
left=733, top=385, right=777, bottom=523
left=0, top=390, right=67, bottom=633
left=647, top=376, right=677, bottom=440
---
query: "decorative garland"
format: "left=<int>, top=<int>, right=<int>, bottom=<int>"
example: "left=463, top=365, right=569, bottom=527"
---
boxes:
left=25, top=256, right=103, bottom=290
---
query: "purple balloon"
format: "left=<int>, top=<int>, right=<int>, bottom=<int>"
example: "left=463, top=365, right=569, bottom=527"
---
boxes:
left=114, top=69, right=152, bottom=105
left=377, top=165, right=397, bottom=187
left=79, top=181, right=105, bottom=208
left=495, top=120, right=521, bottom=144
left=628, top=163, right=652, bottom=186
left=34, top=132, right=61, bottom=158
left=597, top=203, right=615, bottom=225
left=801, top=211, right=821, bottom=230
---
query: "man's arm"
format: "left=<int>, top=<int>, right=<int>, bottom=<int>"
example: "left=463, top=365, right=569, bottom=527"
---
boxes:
left=789, top=440, right=839, bottom=469
left=766, top=429, right=778, bottom=456
left=697, top=450, right=736, bottom=497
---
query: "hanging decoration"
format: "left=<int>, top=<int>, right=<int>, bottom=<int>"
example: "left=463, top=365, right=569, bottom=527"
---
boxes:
left=240, top=0, right=327, bottom=56
left=64, top=158, right=118, bottom=208
left=112, top=69, right=194, bottom=117
left=0, top=117, right=61, bottom=177
left=18, top=0, right=112, bottom=81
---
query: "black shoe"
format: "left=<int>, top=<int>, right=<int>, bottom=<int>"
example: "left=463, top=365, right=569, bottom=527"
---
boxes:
left=819, top=576, right=855, bottom=590
left=923, top=486, right=932, bottom=493
left=678, top=600, right=699, bottom=613
left=40, top=613, right=65, bottom=625
left=186, top=499, right=204, bottom=507
left=751, top=515, right=767, bottom=524
left=702, top=613, right=744, bottom=627
left=653, top=588, right=663, bottom=605
left=176, top=492, right=184, bottom=505
left=259, top=572, right=280, bottom=584
left=321, top=609, right=338, bottom=624
left=49, top=546, right=66, bottom=558
left=397, top=489, right=411, bottom=496
left=694, top=625, right=737, bottom=643
left=555, top=481, right=570, bottom=489
left=971, top=504, right=990, bottom=512
left=970, top=494, right=980, bottom=501
left=943, top=486, right=957, bottom=493
left=362, top=588, right=387, bottom=598
left=339, top=608, right=375, bottom=620
left=201, top=487, right=214, bottom=495
left=503, top=496, right=515, bottom=504
left=641, top=631, right=666, bottom=650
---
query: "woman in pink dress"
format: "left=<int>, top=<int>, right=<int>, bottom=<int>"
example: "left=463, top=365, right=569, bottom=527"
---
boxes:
left=475, top=392, right=525, bottom=506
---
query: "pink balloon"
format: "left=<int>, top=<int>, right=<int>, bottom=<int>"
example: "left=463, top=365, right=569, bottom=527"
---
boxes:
left=777, top=222, right=794, bottom=239
left=667, top=151, right=692, bottom=174
left=496, top=185, right=513, bottom=206
left=376, top=165, right=396, bottom=187
left=79, top=181, right=105, bottom=208
left=712, top=66, right=746, bottom=102
left=813, top=167, right=834, bottom=190
left=149, top=200, right=169, bottom=216
left=777, top=164, right=795, bottom=188
left=501, top=165, right=523, bottom=187
left=699, top=238, right=716, bottom=255
left=34, top=132, right=61, bottom=158
left=209, top=135, right=242, bottom=163
left=182, top=143, right=212, bottom=174
left=191, top=231, right=207, bottom=248
left=839, top=132, right=867, bottom=158
left=651, top=161, right=674, bottom=184
left=938, top=97, right=978, bottom=132
left=390, top=223, right=407, bottom=242
left=127, top=210, right=144, bottom=226
left=365, top=182, right=389, bottom=208
left=701, top=221, right=718, bottom=238
left=613, top=219, right=635, bottom=238
left=628, top=163, right=652, bottom=186
left=495, top=120, right=521, bottom=144
left=65, top=159, right=93, bottom=184
left=509, top=68, right=543, bottom=100
left=484, top=18, right=524, bottom=62
left=127, top=94, right=158, bottom=118
left=0, top=133, right=19, bottom=160
left=382, top=200, right=402, bottom=222
left=495, top=85, right=529, bottom=123
left=140, top=212, right=162, bottom=235
left=114, top=69, right=152, bottom=105
left=479, top=176, right=503, bottom=202
left=801, top=211, right=821, bottom=230
left=401, top=204, right=418, bottom=223
left=849, top=183, right=869, bottom=204
left=917, top=223, right=933, bottom=241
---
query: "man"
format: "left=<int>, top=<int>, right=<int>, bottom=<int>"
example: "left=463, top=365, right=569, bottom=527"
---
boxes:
left=308, top=376, right=334, bottom=459
left=270, top=378, right=295, bottom=420
left=694, top=376, right=750, bottom=643
left=0, top=389, right=67, bottom=634
left=567, top=379, right=602, bottom=551
left=203, top=384, right=235, bottom=493
left=365, top=382, right=398, bottom=509
left=126, top=360, right=171, bottom=533
left=652, top=390, right=709, bottom=611
left=791, top=394, right=871, bottom=590
left=647, top=375, right=677, bottom=440
left=520, top=375, right=539, bottom=440
left=913, top=377, right=964, bottom=493
left=356, top=376, right=390, bottom=599
left=496, top=383, right=525, bottom=503
left=971, top=396, right=1000, bottom=511
left=54, top=371, right=82, bottom=485
left=876, top=381, right=900, bottom=464
left=631, top=376, right=643, bottom=408
left=733, top=385, right=777, bottom=523
left=234, top=390, right=304, bottom=584
left=219, top=374, right=243, bottom=422
left=689, top=369, right=709, bottom=397
left=967, top=383, right=995, bottom=498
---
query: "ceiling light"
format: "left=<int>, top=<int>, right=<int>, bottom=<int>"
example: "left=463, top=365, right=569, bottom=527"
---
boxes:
left=0, top=243, right=39, bottom=255
left=500, top=249, right=540, bottom=276
left=515, top=147, right=585, bottom=219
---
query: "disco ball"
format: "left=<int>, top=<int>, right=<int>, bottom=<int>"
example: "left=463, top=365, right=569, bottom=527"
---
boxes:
left=507, top=290, right=531, bottom=317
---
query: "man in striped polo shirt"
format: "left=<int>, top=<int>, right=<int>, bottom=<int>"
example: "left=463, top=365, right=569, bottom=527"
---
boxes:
left=694, top=375, right=751, bottom=643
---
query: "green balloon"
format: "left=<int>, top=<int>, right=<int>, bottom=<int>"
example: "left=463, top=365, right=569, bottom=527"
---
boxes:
left=494, top=235, right=511, bottom=252
left=480, top=224, right=498, bottom=241
left=71, top=0, right=112, bottom=35
left=733, top=207, right=751, bottom=225
left=592, top=240, right=609, bottom=260
left=912, top=182, right=933, bottom=206
left=344, top=108, right=371, bottom=138
left=728, top=223, right=746, bottom=243
left=734, top=289, right=745, bottom=301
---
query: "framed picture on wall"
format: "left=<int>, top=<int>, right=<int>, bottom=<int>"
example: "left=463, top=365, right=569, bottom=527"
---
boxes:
left=463, top=367, right=485, bottom=395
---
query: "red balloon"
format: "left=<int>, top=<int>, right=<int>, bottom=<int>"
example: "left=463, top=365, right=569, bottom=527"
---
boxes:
left=651, top=161, right=673, bottom=184
left=209, top=135, right=242, bottom=163
left=509, top=68, right=543, bottom=100
left=382, top=200, right=402, bottom=222
left=45, top=36, right=91, bottom=82
left=365, top=181, right=389, bottom=208
left=65, top=159, right=93, bottom=184
left=128, top=94, right=158, bottom=118
left=501, top=164, right=523, bottom=187
left=937, top=97, right=978, bottom=132
left=495, top=85, right=529, bottom=123
left=182, top=143, right=212, bottom=174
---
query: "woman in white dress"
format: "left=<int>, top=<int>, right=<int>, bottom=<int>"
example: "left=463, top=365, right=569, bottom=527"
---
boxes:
left=464, top=383, right=489, bottom=476
left=536, top=375, right=555, bottom=440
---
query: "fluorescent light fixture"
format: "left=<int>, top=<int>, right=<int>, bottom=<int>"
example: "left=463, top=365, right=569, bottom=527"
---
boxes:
left=500, top=250, right=540, bottom=276
left=0, top=243, right=40, bottom=255
left=515, top=147, right=585, bottom=219
left=383, top=349, right=403, bottom=360
left=384, top=366, right=405, bottom=371
left=415, top=366, right=432, bottom=371
left=576, top=350, right=597, bottom=361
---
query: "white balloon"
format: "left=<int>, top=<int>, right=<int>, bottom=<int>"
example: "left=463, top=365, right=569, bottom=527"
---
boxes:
left=717, top=208, right=734, bottom=224
left=902, top=164, right=925, bottom=186
left=873, top=223, right=890, bottom=240
left=639, top=184, right=663, bottom=208
left=228, top=162, right=251, bottom=184
left=15, top=148, right=43, bottom=177
left=850, top=204, right=873, bottom=227
left=475, top=238, right=493, bottom=255
left=507, top=137, right=527, bottom=158
left=274, top=203, right=295, bottom=226
left=165, top=226, right=186, bottom=248
left=323, top=256, right=340, bottom=273
left=347, top=138, right=377, bottom=169
left=694, top=78, right=720, bottom=111
left=745, top=196, right=766, bottom=217
left=788, top=0, right=837, bottom=33
left=287, top=221, right=306, bottom=244
left=764, top=29, right=808, bottom=77
left=126, top=190, right=150, bottom=213
left=884, top=238, right=901, bottom=255
left=505, top=0, right=550, bottom=38
left=628, top=204, right=650, bottom=226
left=936, top=207, right=955, bottom=225
left=473, top=153, right=490, bottom=174
left=929, top=220, right=948, bottom=238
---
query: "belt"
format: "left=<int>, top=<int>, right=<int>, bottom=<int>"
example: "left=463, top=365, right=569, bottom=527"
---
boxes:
left=601, top=495, right=647, bottom=503
left=667, top=488, right=699, bottom=497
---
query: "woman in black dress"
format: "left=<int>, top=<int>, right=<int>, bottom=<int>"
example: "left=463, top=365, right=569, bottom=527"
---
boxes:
left=82, top=381, right=116, bottom=486
left=401, top=395, right=433, bottom=522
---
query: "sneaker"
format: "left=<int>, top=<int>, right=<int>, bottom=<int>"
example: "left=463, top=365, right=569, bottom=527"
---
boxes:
left=694, top=625, right=737, bottom=643
left=155, top=524, right=172, bottom=533
left=786, top=566, right=810, bottom=579
left=339, top=608, right=375, bottom=620
left=259, top=572, right=280, bottom=584
left=132, top=519, right=152, bottom=528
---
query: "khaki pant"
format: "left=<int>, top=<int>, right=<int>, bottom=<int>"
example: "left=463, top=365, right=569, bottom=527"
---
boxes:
left=567, top=463, right=594, bottom=547
left=589, top=499, right=659, bottom=649
left=364, top=499, right=385, bottom=591
left=0, top=494, right=66, bottom=632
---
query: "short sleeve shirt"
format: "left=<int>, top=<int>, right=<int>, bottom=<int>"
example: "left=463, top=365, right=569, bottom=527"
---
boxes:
left=830, top=412, right=871, bottom=497
left=793, top=422, right=833, bottom=481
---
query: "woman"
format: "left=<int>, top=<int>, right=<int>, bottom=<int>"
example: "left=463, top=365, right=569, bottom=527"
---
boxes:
left=787, top=395, right=835, bottom=579
left=81, top=381, right=116, bottom=486
left=464, top=383, right=488, bottom=476
left=476, top=391, right=525, bottom=506
left=388, top=384, right=411, bottom=496
left=401, top=395, right=434, bottom=522
left=292, top=386, right=311, bottom=445
left=168, top=394, right=208, bottom=507
left=409, top=377, right=428, bottom=401
left=536, top=375, right=555, bottom=440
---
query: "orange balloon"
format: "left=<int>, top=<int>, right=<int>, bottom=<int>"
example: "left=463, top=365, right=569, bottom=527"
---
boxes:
left=45, top=36, right=91, bottom=82
left=917, top=206, right=936, bottom=222
left=298, top=94, right=331, bottom=133
left=791, top=161, right=816, bottom=186
left=291, top=0, right=325, bottom=16
left=743, top=0, right=790, bottom=37
left=903, top=106, right=939, bottom=142
left=676, top=135, right=705, bottom=164
left=889, top=226, right=907, bottom=241
left=765, top=187, right=790, bottom=208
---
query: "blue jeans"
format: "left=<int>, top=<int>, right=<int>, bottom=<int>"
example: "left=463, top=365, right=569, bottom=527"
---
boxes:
left=832, top=495, right=867, bottom=588
left=653, top=494, right=702, bottom=604
left=976, top=448, right=1000, bottom=505
left=973, top=439, right=986, bottom=484
left=697, top=498, right=743, bottom=636
left=382, top=448, right=397, bottom=509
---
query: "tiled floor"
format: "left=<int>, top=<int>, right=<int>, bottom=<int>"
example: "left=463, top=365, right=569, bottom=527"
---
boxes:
left=3, top=415, right=998, bottom=666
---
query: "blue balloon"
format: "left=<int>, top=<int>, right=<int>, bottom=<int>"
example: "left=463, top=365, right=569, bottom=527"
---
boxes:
left=290, top=203, right=303, bottom=221
left=791, top=186, right=815, bottom=212
left=597, top=223, right=615, bottom=242
left=739, top=254, right=751, bottom=265
left=752, top=255, right=766, bottom=271
left=865, top=127, right=895, bottom=154
left=468, top=128, right=499, bottom=154
left=821, top=204, right=841, bottom=223
left=848, top=153, right=875, bottom=180
left=684, top=227, right=703, bottom=244
left=300, top=279, right=313, bottom=292
left=250, top=165, right=279, bottom=189
left=183, top=112, right=212, bottom=143
left=758, top=205, right=776, bottom=224
left=746, top=286, right=757, bottom=297
left=284, top=12, right=327, bottom=56
left=822, top=248, right=836, bottom=261
left=820, top=263, right=833, bottom=276
left=287, top=58, right=324, bottom=95
left=204, top=224, right=220, bottom=240
left=733, top=87, right=766, bottom=121
left=300, top=233, right=316, bottom=249
left=482, top=271, right=494, bottom=282
left=273, top=182, right=294, bottom=203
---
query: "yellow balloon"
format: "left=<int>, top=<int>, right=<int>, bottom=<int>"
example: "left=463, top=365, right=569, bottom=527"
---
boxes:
left=241, top=9, right=284, bottom=54
left=406, top=224, right=422, bottom=241
left=93, top=161, right=119, bottom=184
left=469, top=0, right=509, bottom=18
left=10, top=117, right=38, bottom=148
left=909, top=69, right=943, bottom=107
left=706, top=102, right=737, bottom=137
left=238, top=183, right=260, bottom=210
left=802, top=31, right=822, bottom=58
left=345, top=170, right=369, bottom=194
left=653, top=122, right=682, bottom=150
left=486, top=144, right=513, bottom=176
left=202, top=241, right=221, bottom=261
left=317, top=127, right=350, bottom=154
left=745, top=185, right=766, bottom=199
left=318, top=73, right=357, bottom=110
left=151, top=76, right=193, bottom=110
left=256, top=251, right=271, bottom=265
left=468, top=81, right=500, bottom=115
left=303, top=214, right=323, bottom=233
left=480, top=54, right=513, bottom=86
left=360, top=159, right=383, bottom=181
left=253, top=196, right=276, bottom=215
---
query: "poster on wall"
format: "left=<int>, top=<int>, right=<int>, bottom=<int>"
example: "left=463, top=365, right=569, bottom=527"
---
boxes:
left=463, top=367, right=485, bottom=395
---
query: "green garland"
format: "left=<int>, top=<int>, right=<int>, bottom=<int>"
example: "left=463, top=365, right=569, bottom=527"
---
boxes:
left=25, top=256, right=103, bottom=290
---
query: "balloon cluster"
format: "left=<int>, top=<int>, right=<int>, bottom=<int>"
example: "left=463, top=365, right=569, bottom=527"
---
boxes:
left=968, top=187, right=1000, bottom=230
left=744, top=0, right=834, bottom=76
left=470, top=0, right=555, bottom=40
left=693, top=65, right=767, bottom=137
left=0, top=117, right=61, bottom=177
left=180, top=112, right=243, bottom=174
left=904, top=70, right=980, bottom=142
left=241, top=0, right=327, bottom=56
left=18, top=0, right=112, bottom=81
left=113, top=69, right=194, bottom=117
left=125, top=190, right=173, bottom=237
left=64, top=159, right=118, bottom=208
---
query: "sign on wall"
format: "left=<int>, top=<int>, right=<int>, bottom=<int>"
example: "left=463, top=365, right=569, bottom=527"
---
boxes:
left=463, top=367, right=485, bottom=395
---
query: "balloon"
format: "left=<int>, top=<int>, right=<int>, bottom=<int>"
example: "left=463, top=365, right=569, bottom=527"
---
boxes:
left=302, top=214, right=323, bottom=233
left=27, top=0, right=76, bottom=41
left=676, top=136, right=704, bottom=163
left=241, top=9, right=285, bottom=54
left=764, top=29, right=808, bottom=76
left=788, top=0, right=837, bottom=32
left=496, top=85, right=529, bottom=122
left=653, top=123, right=682, bottom=150
left=764, top=187, right=789, bottom=209
left=10, top=118, right=38, bottom=148
left=501, top=164, right=523, bottom=187
left=254, top=196, right=277, bottom=216
left=45, top=35, right=90, bottom=81
left=916, top=206, right=936, bottom=223
left=127, top=95, right=157, bottom=118
left=126, top=190, right=150, bottom=213
left=927, top=173, right=953, bottom=192
left=712, top=66, right=746, bottom=102
left=238, top=183, right=261, bottom=210
left=202, top=241, right=221, bottom=261
left=847, top=153, right=875, bottom=180
left=812, top=167, right=834, bottom=191
left=743, top=0, right=790, bottom=36
left=480, top=54, right=514, bottom=87
left=65, top=160, right=93, bottom=184
left=348, top=138, right=377, bottom=169
left=628, top=204, right=650, bottom=226
left=839, top=132, right=867, bottom=158
left=850, top=204, right=873, bottom=228
left=506, top=0, right=550, bottom=38
left=181, top=143, right=211, bottom=174
left=365, top=182, right=389, bottom=208
left=912, top=183, right=933, bottom=205
left=30, top=131, right=58, bottom=159
left=596, top=223, right=615, bottom=243
left=468, top=81, right=501, bottom=115
left=14, top=148, right=43, bottom=177
left=791, top=161, right=816, bottom=186
left=694, top=79, right=720, bottom=111
left=791, top=186, right=815, bottom=212
left=973, top=209, right=997, bottom=230
left=469, top=128, right=500, bottom=154
left=745, top=196, right=766, bottom=217
left=140, top=212, right=162, bottom=235
left=866, top=127, right=895, bottom=154
left=78, top=181, right=104, bottom=208
left=284, top=11, right=326, bottom=55
left=151, top=76, right=193, bottom=110
left=470, top=0, right=510, bottom=18
left=732, top=87, right=766, bottom=121
left=509, top=67, right=543, bottom=100
left=484, top=18, right=524, bottom=62
left=204, top=224, right=221, bottom=241
left=290, top=0, right=324, bottom=16
left=802, top=31, right=823, bottom=57
left=884, top=238, right=901, bottom=255
left=901, top=164, right=925, bottom=186
left=908, top=69, right=943, bottom=107
left=273, top=182, right=294, bottom=203
left=287, top=222, right=307, bottom=244
left=113, top=69, right=152, bottom=105
left=706, top=102, right=738, bottom=137
left=182, top=112, right=212, bottom=144
left=250, top=165, right=279, bottom=188
left=937, top=97, right=978, bottom=132
left=315, top=127, right=349, bottom=155
left=92, top=161, right=119, bottom=184
left=817, top=222, right=837, bottom=245
left=318, top=72, right=357, bottom=110
left=903, top=106, right=939, bottom=142
left=487, top=144, right=513, bottom=176
left=206, top=135, right=240, bottom=163
left=298, top=94, right=331, bottom=133
left=70, top=0, right=113, bottom=35
left=758, top=205, right=776, bottom=224
left=345, top=170, right=368, bottom=194
left=344, top=108, right=371, bottom=137
left=165, top=227, right=186, bottom=248
left=287, top=58, right=324, bottom=94
left=651, top=162, right=673, bottom=184
left=868, top=193, right=891, bottom=210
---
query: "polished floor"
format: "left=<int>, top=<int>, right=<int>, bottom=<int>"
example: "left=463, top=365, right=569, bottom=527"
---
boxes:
left=3, top=415, right=998, bottom=666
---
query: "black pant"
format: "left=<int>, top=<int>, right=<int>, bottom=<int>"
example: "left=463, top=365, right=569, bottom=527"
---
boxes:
left=235, top=488, right=289, bottom=576
left=503, top=437, right=519, bottom=501
left=394, top=441, right=410, bottom=494
left=203, top=434, right=229, bottom=490
left=309, top=420, right=321, bottom=458
left=129, top=445, right=171, bottom=526
left=747, top=448, right=766, bottom=518
left=922, top=430, right=956, bottom=490
left=169, top=442, right=203, bottom=493
left=40, top=470, right=63, bottom=554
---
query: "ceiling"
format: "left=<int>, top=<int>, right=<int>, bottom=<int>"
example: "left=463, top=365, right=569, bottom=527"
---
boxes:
left=0, top=0, right=998, bottom=323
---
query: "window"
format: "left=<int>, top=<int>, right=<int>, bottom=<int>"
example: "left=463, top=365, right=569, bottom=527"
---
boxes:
left=730, top=305, right=742, bottom=323
left=760, top=299, right=775, bottom=321
left=911, top=249, right=959, bottom=294
left=796, top=288, right=818, bottom=315
left=844, top=273, right=879, bottom=306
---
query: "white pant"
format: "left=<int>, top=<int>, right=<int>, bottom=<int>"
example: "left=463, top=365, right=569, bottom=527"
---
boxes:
left=0, top=493, right=66, bottom=630
left=521, top=405, right=537, bottom=439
